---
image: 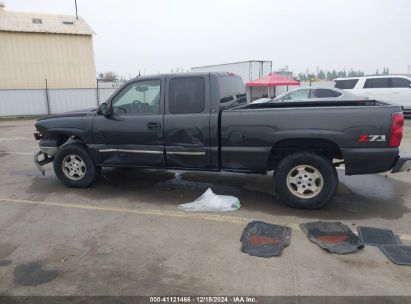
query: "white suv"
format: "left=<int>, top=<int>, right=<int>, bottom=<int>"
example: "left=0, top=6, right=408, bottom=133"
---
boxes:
left=334, top=75, right=411, bottom=111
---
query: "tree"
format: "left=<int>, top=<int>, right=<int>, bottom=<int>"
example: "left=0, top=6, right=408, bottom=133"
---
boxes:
left=101, top=71, right=118, bottom=81
left=298, top=68, right=365, bottom=81
left=382, top=67, right=390, bottom=75
left=337, top=70, right=346, bottom=78
left=298, top=73, right=307, bottom=81
left=308, top=73, right=316, bottom=82
left=317, top=70, right=326, bottom=80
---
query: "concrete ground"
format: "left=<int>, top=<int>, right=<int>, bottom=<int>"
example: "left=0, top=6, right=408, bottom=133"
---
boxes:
left=0, top=119, right=411, bottom=296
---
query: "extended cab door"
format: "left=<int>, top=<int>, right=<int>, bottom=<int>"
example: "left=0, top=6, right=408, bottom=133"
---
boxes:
left=92, top=77, right=165, bottom=167
left=164, top=75, right=211, bottom=169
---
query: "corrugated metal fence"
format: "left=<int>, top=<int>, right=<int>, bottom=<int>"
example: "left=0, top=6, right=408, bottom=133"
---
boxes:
left=0, top=88, right=117, bottom=117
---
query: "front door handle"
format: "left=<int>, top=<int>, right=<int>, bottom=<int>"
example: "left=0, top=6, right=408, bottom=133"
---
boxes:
left=147, top=122, right=161, bottom=130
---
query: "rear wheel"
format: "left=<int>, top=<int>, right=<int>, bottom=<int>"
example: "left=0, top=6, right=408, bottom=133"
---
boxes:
left=274, top=152, right=338, bottom=209
left=53, top=143, right=100, bottom=188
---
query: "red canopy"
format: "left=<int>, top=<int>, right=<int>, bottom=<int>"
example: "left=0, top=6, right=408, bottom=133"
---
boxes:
left=246, top=73, right=300, bottom=87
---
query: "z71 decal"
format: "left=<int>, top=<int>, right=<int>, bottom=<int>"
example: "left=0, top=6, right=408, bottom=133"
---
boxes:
left=359, top=135, right=386, bottom=142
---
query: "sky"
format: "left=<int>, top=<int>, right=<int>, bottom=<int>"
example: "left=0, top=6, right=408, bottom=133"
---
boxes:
left=5, top=0, right=411, bottom=77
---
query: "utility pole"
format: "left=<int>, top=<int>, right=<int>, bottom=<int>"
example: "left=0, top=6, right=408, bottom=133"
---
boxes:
left=75, top=0, right=78, bottom=19
left=408, top=65, right=410, bottom=75
left=96, top=78, right=100, bottom=106
left=45, top=78, right=51, bottom=114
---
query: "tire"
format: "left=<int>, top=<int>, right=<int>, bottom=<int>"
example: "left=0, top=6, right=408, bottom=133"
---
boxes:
left=53, top=143, right=100, bottom=188
left=273, top=152, right=338, bottom=210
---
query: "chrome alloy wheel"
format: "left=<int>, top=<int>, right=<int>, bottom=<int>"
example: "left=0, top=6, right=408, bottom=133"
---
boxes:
left=286, top=165, right=323, bottom=199
left=62, top=154, right=86, bottom=180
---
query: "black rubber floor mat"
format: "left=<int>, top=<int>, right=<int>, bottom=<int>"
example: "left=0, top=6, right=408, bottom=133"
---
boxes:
left=357, top=226, right=400, bottom=246
left=380, top=245, right=411, bottom=266
left=300, top=221, right=364, bottom=254
left=240, top=221, right=291, bottom=257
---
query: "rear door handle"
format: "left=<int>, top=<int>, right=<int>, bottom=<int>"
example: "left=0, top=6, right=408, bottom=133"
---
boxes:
left=147, top=122, right=161, bottom=130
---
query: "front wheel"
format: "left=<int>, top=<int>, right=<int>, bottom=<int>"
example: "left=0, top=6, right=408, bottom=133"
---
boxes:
left=273, top=152, right=338, bottom=209
left=53, top=143, right=100, bottom=188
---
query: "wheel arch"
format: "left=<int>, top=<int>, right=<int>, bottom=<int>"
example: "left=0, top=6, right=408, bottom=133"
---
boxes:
left=268, top=138, right=343, bottom=170
left=48, top=132, right=86, bottom=148
left=53, top=141, right=100, bottom=188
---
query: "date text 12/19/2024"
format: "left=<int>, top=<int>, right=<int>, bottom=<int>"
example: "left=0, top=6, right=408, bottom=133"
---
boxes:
left=149, top=297, right=257, bottom=303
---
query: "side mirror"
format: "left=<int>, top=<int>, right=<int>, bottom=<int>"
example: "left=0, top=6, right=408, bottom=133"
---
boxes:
left=98, top=102, right=110, bottom=117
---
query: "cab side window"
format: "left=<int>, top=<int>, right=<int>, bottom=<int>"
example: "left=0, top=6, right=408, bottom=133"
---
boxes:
left=169, top=78, right=205, bottom=114
left=111, top=80, right=161, bottom=114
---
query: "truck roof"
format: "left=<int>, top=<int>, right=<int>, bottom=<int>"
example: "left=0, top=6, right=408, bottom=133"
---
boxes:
left=191, top=60, right=272, bottom=69
left=129, top=72, right=239, bottom=80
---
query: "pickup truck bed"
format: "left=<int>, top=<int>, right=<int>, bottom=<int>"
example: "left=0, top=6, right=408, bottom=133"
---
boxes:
left=221, top=99, right=399, bottom=174
left=33, top=72, right=411, bottom=209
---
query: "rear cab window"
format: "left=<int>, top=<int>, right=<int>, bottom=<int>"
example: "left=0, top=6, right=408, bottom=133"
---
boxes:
left=218, top=74, right=246, bottom=105
left=335, top=79, right=358, bottom=89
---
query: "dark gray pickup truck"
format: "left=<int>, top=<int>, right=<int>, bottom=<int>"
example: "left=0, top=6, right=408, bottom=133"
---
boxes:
left=34, top=72, right=411, bottom=209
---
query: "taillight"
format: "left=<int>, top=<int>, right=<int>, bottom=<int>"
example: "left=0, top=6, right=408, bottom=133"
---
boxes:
left=389, top=112, right=404, bottom=147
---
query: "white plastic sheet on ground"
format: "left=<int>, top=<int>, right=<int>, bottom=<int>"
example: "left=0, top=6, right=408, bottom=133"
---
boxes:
left=178, top=188, right=241, bottom=212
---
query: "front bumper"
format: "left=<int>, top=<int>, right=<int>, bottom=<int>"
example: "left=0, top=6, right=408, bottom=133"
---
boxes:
left=33, top=139, right=58, bottom=175
left=391, top=151, right=411, bottom=173
left=34, top=151, right=54, bottom=176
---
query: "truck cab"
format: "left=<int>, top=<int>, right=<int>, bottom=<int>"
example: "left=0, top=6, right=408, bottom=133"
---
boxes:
left=94, top=73, right=245, bottom=170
